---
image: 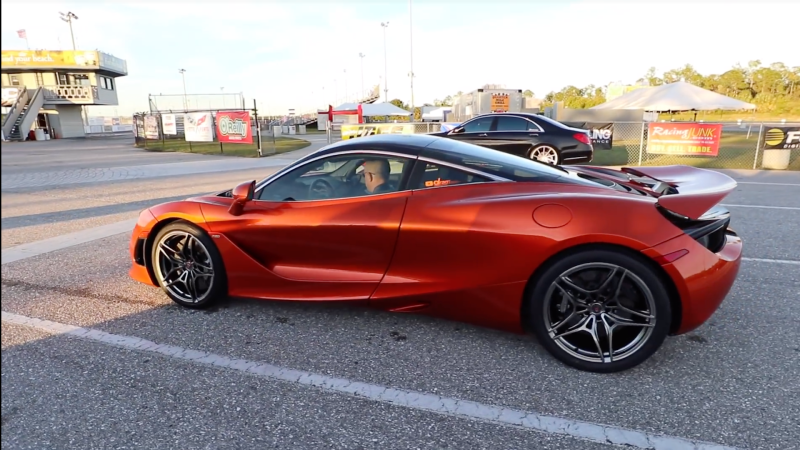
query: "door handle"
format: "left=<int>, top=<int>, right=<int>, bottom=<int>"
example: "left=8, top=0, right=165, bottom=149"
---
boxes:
left=529, top=133, right=539, bottom=137
left=479, top=133, right=488, bottom=137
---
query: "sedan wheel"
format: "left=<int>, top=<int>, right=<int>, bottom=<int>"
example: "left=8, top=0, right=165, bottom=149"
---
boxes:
left=528, top=249, right=671, bottom=372
left=529, top=145, right=560, bottom=165
left=151, top=222, right=226, bottom=308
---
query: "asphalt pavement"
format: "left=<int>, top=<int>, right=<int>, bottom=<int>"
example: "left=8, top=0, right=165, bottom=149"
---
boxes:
left=2, top=136, right=799, bottom=450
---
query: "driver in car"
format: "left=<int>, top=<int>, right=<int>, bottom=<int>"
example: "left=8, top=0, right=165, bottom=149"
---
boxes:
left=363, top=159, right=393, bottom=194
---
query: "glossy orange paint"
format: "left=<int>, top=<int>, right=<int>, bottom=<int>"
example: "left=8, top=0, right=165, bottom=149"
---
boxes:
left=128, top=173, right=741, bottom=335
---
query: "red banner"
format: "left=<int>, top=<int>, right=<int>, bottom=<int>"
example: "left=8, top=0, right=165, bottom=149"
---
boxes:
left=215, top=111, right=252, bottom=144
left=646, top=123, right=722, bottom=157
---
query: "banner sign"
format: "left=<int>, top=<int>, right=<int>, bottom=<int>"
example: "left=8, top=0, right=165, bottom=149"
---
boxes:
left=1, top=50, right=100, bottom=69
left=144, top=114, right=160, bottom=140
left=215, top=111, right=252, bottom=144
left=161, top=114, right=177, bottom=135
left=341, top=124, right=414, bottom=140
left=490, top=94, right=510, bottom=112
left=184, top=112, right=214, bottom=142
left=647, top=123, right=722, bottom=156
left=761, top=126, right=800, bottom=150
left=564, top=122, right=614, bottom=150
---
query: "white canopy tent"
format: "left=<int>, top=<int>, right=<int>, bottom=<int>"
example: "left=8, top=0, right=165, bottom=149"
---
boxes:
left=334, top=102, right=412, bottom=117
left=591, top=81, right=756, bottom=112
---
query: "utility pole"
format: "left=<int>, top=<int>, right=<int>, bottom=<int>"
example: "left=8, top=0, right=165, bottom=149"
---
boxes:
left=381, top=22, right=389, bottom=102
left=178, top=69, right=188, bottom=111
left=408, top=0, right=415, bottom=112
left=358, top=53, right=365, bottom=101
left=60, top=11, right=87, bottom=129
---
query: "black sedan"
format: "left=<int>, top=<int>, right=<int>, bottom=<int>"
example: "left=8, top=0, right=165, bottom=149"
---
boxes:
left=430, top=113, right=593, bottom=165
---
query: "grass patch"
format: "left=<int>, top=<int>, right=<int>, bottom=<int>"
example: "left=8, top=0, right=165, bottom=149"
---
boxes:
left=137, top=136, right=311, bottom=158
left=578, top=131, right=799, bottom=170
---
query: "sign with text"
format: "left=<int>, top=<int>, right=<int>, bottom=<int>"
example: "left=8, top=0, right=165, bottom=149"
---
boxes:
left=161, top=114, right=177, bottom=135
left=341, top=124, right=414, bottom=140
left=215, top=111, right=252, bottom=144
left=490, top=94, right=510, bottom=112
left=1, top=50, right=99, bottom=69
left=646, top=123, right=722, bottom=156
left=564, top=122, right=614, bottom=150
left=144, top=115, right=160, bottom=140
left=184, top=112, right=214, bottom=142
left=761, top=126, right=800, bottom=150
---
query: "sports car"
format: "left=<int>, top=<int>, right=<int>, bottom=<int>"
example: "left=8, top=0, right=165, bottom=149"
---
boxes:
left=128, top=134, right=742, bottom=373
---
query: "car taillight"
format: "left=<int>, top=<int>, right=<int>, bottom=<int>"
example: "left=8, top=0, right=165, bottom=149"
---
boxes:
left=573, top=133, right=591, bottom=145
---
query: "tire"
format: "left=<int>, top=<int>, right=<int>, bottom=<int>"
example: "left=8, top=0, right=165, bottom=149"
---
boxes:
left=150, top=221, right=227, bottom=309
left=529, top=144, right=561, bottom=165
left=527, top=248, right=671, bottom=373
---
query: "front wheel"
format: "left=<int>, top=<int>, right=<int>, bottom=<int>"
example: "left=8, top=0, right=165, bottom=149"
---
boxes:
left=529, top=145, right=561, bottom=165
left=528, top=249, right=672, bottom=373
left=151, top=221, right=227, bottom=308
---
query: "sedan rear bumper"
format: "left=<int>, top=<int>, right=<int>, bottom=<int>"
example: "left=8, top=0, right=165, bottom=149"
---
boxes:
left=560, top=144, right=593, bottom=164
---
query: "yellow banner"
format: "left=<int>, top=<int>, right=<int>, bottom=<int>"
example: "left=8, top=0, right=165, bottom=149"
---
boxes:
left=341, top=124, right=415, bottom=140
left=1, top=50, right=100, bottom=68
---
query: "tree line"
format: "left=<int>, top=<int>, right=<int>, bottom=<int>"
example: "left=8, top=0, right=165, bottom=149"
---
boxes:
left=429, top=61, right=800, bottom=115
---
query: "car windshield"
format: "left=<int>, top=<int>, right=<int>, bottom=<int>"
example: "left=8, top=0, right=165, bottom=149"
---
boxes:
left=423, top=137, right=568, bottom=181
left=532, top=114, right=570, bottom=129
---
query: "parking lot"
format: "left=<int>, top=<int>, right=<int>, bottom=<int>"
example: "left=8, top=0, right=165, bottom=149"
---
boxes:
left=2, top=136, right=798, bottom=450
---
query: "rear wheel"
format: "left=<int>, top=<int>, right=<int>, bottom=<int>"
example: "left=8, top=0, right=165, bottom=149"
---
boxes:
left=528, top=249, right=671, bottom=373
left=151, top=222, right=227, bottom=308
left=529, top=145, right=561, bottom=165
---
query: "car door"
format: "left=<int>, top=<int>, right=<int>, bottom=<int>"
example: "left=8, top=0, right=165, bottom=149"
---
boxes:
left=492, top=115, right=545, bottom=156
left=446, top=116, right=495, bottom=147
left=204, top=151, right=417, bottom=300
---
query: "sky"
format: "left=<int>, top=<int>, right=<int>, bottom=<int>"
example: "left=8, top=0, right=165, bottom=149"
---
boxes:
left=2, top=0, right=799, bottom=117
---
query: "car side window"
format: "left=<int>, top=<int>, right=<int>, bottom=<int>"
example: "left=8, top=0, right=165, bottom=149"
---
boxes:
left=258, top=154, right=413, bottom=202
left=413, top=163, right=491, bottom=189
left=462, top=117, right=494, bottom=133
left=495, top=116, right=530, bottom=131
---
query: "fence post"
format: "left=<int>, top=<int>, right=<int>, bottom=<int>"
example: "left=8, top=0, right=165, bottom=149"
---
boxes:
left=752, top=123, right=764, bottom=170
left=253, top=99, right=262, bottom=157
left=637, top=122, right=646, bottom=166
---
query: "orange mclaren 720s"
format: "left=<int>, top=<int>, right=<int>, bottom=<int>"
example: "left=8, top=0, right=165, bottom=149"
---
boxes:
left=129, top=133, right=742, bottom=372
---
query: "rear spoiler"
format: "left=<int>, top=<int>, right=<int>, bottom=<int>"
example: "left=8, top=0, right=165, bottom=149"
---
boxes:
left=620, top=165, right=737, bottom=220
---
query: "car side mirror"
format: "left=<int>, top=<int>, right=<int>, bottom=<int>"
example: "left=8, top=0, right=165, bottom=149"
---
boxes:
left=449, top=127, right=464, bottom=134
left=228, top=180, right=255, bottom=216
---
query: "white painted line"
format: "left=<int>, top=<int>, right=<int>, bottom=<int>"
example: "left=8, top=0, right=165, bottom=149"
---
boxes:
left=0, top=311, right=740, bottom=450
left=721, top=204, right=800, bottom=211
left=1, top=219, right=137, bottom=265
left=736, top=182, right=800, bottom=187
left=742, top=257, right=800, bottom=265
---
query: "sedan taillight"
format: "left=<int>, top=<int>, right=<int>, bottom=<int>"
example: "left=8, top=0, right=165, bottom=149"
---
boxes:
left=573, top=133, right=592, bottom=145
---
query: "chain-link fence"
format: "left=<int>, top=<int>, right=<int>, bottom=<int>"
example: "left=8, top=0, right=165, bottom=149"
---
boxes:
left=339, top=120, right=799, bottom=170
left=132, top=110, right=316, bottom=157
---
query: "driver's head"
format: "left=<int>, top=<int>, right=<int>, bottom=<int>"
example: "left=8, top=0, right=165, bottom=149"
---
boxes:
left=363, top=159, right=390, bottom=192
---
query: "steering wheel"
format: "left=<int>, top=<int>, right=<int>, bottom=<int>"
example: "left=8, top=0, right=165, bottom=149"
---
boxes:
left=309, top=178, right=335, bottom=199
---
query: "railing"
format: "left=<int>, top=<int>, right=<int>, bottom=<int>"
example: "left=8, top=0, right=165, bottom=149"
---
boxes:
left=42, top=84, right=97, bottom=104
left=2, top=86, right=28, bottom=136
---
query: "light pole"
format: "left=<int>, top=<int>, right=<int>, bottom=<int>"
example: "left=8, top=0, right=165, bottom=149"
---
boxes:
left=381, top=22, right=389, bottom=102
left=59, top=11, right=78, bottom=50
left=408, top=0, right=415, bottom=113
left=358, top=53, right=365, bottom=100
left=60, top=11, right=87, bottom=128
left=178, top=69, right=188, bottom=111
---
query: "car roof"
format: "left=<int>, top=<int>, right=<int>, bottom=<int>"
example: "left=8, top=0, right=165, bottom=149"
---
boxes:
left=311, top=133, right=438, bottom=158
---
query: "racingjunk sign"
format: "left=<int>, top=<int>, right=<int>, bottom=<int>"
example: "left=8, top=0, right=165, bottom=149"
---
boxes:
left=216, top=111, right=252, bottom=144
left=646, top=123, right=722, bottom=157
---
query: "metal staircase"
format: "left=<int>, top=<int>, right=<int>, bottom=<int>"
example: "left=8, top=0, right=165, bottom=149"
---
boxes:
left=5, top=87, right=44, bottom=141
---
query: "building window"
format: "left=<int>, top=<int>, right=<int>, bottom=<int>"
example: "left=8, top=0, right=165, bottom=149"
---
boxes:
left=73, top=74, right=90, bottom=86
left=100, top=76, right=114, bottom=90
left=56, top=72, right=69, bottom=85
left=10, top=75, right=20, bottom=85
